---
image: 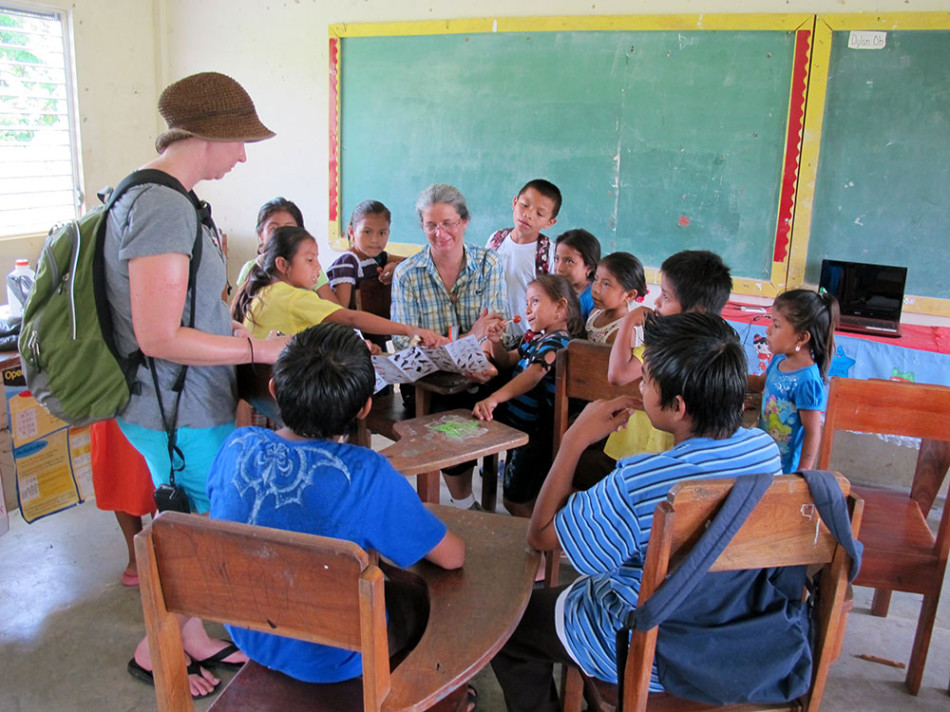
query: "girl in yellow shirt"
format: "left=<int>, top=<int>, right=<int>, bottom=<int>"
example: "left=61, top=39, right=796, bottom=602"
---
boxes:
left=232, top=226, right=443, bottom=347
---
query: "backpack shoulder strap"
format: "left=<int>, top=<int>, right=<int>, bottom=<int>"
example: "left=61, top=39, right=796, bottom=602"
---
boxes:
left=615, top=472, right=772, bottom=707
left=487, top=228, right=509, bottom=251
left=93, top=168, right=207, bottom=368
left=106, top=168, right=199, bottom=211
left=94, top=168, right=209, bottom=489
left=799, top=469, right=863, bottom=581
left=632, top=472, right=773, bottom=631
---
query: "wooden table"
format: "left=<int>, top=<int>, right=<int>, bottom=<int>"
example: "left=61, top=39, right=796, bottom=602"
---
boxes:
left=410, top=371, right=474, bottom=418
left=236, top=360, right=524, bottom=509
left=381, top=409, right=528, bottom=510
left=382, top=504, right=540, bottom=712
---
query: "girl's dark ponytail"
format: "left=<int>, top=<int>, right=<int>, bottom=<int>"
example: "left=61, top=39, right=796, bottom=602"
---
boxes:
left=230, top=226, right=316, bottom=327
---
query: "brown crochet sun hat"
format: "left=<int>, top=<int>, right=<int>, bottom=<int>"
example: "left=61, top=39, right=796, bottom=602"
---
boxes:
left=155, top=71, right=275, bottom=153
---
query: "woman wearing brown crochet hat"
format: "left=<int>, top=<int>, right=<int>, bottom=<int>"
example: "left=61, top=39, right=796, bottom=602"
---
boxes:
left=102, top=71, right=286, bottom=698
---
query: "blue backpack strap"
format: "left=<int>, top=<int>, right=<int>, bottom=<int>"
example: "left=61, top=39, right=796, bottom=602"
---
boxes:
left=614, top=471, right=861, bottom=710
left=799, top=470, right=863, bottom=581
left=632, top=472, right=774, bottom=631
left=615, top=473, right=772, bottom=707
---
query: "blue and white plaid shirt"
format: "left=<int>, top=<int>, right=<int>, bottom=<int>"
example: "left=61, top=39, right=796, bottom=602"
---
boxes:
left=390, top=244, right=508, bottom=350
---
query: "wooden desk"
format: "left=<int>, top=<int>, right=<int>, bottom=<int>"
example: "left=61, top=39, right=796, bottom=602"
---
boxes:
left=404, top=372, right=488, bottom=505
left=383, top=504, right=540, bottom=712
left=381, top=409, right=528, bottom=509
left=411, top=371, right=473, bottom=418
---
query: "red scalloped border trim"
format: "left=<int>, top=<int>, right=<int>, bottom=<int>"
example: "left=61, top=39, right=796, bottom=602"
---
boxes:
left=773, top=28, right=811, bottom=263
left=328, top=37, right=340, bottom=223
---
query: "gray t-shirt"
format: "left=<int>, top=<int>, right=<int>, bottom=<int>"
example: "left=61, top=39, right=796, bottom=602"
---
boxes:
left=103, top=183, right=236, bottom=430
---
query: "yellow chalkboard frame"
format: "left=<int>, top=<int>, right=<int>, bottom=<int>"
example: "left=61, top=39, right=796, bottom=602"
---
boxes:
left=792, top=12, right=950, bottom=317
left=328, top=13, right=814, bottom=298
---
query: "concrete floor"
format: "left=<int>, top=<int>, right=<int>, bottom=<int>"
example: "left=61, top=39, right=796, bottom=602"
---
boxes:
left=2, top=433, right=949, bottom=711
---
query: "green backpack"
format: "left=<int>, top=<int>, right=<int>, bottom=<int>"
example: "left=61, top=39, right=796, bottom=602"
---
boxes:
left=18, top=169, right=204, bottom=426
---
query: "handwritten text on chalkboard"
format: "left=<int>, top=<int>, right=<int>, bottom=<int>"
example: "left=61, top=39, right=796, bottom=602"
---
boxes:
left=848, top=31, right=887, bottom=50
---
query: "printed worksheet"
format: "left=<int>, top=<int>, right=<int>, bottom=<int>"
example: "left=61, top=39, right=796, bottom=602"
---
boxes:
left=372, top=335, right=494, bottom=390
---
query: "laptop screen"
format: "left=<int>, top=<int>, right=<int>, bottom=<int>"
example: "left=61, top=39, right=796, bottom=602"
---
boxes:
left=819, top=259, right=907, bottom=321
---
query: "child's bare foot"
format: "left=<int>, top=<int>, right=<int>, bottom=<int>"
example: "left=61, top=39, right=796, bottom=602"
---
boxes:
left=129, top=638, right=219, bottom=697
left=181, top=617, right=249, bottom=667
left=465, top=684, right=478, bottom=712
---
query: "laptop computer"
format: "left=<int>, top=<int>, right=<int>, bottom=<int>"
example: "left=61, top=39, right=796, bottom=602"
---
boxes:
left=818, top=259, right=907, bottom=338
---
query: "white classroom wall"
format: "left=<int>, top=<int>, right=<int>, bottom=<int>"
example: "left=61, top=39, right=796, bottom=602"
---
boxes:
left=3, top=0, right=948, bottom=324
left=0, top=0, right=159, bottom=268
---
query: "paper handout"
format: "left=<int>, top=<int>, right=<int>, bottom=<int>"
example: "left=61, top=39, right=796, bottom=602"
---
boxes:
left=372, top=335, right=494, bottom=390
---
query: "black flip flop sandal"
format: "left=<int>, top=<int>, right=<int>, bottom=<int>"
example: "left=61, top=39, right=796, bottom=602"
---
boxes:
left=193, top=641, right=245, bottom=670
left=127, top=657, right=218, bottom=698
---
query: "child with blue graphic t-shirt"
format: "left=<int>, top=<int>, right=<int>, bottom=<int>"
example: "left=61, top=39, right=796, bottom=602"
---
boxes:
left=207, top=323, right=464, bottom=685
left=748, top=288, right=840, bottom=472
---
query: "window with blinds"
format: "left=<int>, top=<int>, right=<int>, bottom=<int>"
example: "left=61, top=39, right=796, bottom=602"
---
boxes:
left=0, top=6, right=80, bottom=237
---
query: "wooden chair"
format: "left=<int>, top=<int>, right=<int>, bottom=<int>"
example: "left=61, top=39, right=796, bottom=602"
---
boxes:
left=235, top=362, right=281, bottom=425
left=551, top=339, right=759, bottom=457
left=135, top=510, right=469, bottom=712
left=816, top=377, right=950, bottom=695
left=544, top=340, right=641, bottom=583
left=552, top=340, right=642, bottom=449
left=355, top=277, right=392, bottom=318
left=562, top=473, right=863, bottom=712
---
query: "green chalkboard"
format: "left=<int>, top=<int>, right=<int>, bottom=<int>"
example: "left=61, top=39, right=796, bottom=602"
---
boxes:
left=339, top=29, right=799, bottom=282
left=807, top=30, right=950, bottom=300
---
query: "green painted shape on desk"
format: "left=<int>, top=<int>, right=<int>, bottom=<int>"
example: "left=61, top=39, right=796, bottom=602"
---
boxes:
left=428, top=419, right=482, bottom=438
left=340, top=29, right=795, bottom=281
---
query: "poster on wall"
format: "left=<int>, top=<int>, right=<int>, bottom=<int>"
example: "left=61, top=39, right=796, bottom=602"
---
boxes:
left=2, top=359, right=93, bottom=523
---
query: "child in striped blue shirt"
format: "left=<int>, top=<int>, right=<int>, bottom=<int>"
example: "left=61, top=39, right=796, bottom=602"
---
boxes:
left=490, top=312, right=782, bottom=711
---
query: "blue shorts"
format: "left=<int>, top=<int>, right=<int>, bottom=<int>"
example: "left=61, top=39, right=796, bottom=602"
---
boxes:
left=117, top=419, right=235, bottom=514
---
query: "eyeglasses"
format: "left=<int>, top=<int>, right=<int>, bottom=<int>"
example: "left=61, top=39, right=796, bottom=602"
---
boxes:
left=422, top=219, right=463, bottom=235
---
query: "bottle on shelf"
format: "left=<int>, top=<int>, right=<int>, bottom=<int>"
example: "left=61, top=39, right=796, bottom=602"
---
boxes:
left=6, top=259, right=35, bottom=318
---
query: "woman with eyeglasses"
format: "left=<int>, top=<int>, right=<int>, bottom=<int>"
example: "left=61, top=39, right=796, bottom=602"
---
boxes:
left=391, top=184, right=509, bottom=510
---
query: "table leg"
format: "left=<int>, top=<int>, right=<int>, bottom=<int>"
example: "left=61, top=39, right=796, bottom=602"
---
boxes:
left=415, top=388, right=431, bottom=419
left=417, top=470, right=441, bottom=503
left=412, top=390, right=438, bottom=502
left=481, top=453, right=498, bottom=512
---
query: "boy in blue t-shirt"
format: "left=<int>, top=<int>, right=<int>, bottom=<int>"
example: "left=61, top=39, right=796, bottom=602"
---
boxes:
left=491, top=312, right=782, bottom=712
left=207, top=323, right=464, bottom=684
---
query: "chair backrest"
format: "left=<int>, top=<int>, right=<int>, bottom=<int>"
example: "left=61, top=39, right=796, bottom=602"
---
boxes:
left=551, top=340, right=762, bottom=453
left=818, top=377, right=950, bottom=455
left=235, top=363, right=282, bottom=424
left=816, top=376, right=950, bottom=595
left=622, top=473, right=862, bottom=712
left=552, top=339, right=642, bottom=454
left=135, top=512, right=390, bottom=712
left=355, top=277, right=392, bottom=318
left=818, top=377, right=950, bottom=510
